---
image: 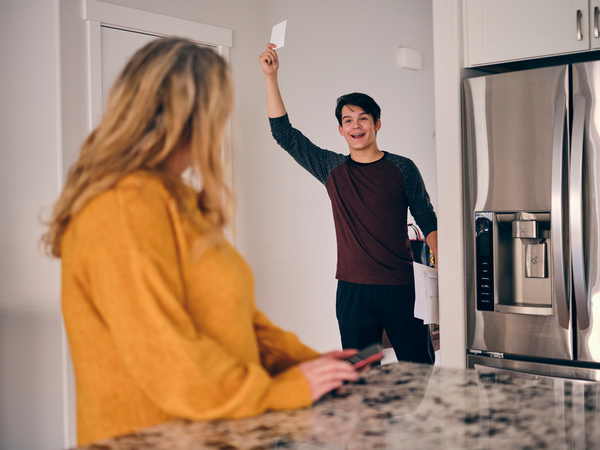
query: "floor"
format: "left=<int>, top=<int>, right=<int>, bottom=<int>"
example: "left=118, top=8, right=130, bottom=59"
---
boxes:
left=381, top=348, right=441, bottom=366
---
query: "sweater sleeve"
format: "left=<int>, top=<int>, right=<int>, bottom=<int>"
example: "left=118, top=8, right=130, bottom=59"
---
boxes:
left=269, top=114, right=347, bottom=185
left=253, top=308, right=321, bottom=376
left=405, top=160, right=437, bottom=238
left=82, top=182, right=313, bottom=420
left=387, top=154, right=438, bottom=238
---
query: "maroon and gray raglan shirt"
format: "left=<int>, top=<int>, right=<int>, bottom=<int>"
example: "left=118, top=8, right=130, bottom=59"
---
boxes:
left=270, top=114, right=437, bottom=286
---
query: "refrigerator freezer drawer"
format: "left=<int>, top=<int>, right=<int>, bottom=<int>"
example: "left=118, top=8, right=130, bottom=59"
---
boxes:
left=468, top=354, right=600, bottom=382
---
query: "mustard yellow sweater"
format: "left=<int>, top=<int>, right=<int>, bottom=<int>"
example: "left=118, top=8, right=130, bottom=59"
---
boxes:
left=61, top=172, right=319, bottom=445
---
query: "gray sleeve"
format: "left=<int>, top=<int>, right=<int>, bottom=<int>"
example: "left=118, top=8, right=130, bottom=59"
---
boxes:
left=269, top=114, right=347, bottom=185
left=388, top=154, right=438, bottom=238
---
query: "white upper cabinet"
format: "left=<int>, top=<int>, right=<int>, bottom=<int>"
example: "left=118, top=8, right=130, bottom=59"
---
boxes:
left=464, top=0, right=590, bottom=67
left=591, top=0, right=600, bottom=49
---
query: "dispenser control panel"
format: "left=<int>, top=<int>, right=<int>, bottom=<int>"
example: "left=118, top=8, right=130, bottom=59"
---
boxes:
left=475, top=213, right=494, bottom=311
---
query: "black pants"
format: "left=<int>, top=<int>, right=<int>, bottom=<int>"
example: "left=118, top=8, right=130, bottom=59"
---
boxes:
left=335, top=280, right=434, bottom=364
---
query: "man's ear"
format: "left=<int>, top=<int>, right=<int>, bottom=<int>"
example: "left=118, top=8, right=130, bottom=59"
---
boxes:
left=375, top=119, right=382, bottom=132
left=339, top=125, right=344, bottom=135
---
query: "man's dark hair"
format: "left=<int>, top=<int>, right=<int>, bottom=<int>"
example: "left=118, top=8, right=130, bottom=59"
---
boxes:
left=335, top=93, right=381, bottom=126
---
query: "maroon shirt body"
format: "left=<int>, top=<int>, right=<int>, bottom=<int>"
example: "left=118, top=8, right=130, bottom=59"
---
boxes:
left=270, top=114, right=437, bottom=285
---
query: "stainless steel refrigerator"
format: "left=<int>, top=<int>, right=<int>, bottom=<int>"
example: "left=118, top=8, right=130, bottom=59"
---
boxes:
left=463, top=63, right=600, bottom=380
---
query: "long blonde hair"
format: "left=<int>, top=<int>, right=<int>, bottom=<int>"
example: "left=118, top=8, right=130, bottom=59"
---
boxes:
left=42, top=37, right=233, bottom=257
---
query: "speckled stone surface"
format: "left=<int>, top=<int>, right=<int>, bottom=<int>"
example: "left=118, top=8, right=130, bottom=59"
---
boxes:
left=78, top=362, right=600, bottom=449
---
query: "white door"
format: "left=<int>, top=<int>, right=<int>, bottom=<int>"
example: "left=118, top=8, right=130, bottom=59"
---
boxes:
left=464, top=0, right=589, bottom=67
left=100, top=27, right=158, bottom=111
left=99, top=26, right=214, bottom=115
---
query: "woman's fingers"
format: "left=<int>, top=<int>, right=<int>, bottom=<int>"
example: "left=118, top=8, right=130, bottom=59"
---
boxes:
left=299, top=356, right=359, bottom=401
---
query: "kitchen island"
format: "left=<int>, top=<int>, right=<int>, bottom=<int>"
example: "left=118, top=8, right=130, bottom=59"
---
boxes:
left=78, top=361, right=600, bottom=449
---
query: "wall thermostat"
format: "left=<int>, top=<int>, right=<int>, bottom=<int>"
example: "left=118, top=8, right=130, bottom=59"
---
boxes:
left=398, top=47, right=422, bottom=71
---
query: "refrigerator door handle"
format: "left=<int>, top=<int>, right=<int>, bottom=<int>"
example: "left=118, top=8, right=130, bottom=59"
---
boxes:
left=570, top=95, right=590, bottom=330
left=551, top=95, right=570, bottom=329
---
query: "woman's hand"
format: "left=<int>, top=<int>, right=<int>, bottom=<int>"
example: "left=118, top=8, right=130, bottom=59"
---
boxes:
left=298, top=349, right=359, bottom=402
left=259, top=43, right=279, bottom=77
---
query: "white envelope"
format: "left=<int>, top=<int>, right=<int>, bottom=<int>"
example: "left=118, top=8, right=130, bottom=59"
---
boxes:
left=270, top=20, right=287, bottom=49
left=413, top=262, right=439, bottom=324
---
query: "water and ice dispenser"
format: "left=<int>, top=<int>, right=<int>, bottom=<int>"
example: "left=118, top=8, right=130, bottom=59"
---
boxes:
left=475, top=212, right=553, bottom=315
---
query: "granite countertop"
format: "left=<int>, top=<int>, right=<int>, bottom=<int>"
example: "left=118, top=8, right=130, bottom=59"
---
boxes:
left=79, top=361, right=600, bottom=449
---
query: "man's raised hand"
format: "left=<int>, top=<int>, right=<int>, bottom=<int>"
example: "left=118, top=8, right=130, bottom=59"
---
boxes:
left=260, top=43, right=279, bottom=77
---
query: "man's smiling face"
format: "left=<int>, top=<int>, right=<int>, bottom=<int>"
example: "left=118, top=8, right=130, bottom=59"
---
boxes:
left=338, top=105, right=381, bottom=153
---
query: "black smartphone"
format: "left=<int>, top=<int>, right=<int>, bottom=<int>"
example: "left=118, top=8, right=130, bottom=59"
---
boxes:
left=345, top=343, right=383, bottom=369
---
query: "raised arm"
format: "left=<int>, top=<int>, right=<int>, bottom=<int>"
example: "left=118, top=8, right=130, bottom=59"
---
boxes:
left=259, top=44, right=347, bottom=185
left=259, top=44, right=287, bottom=118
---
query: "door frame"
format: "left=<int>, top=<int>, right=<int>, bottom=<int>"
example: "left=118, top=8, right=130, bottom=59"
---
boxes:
left=83, top=0, right=232, bottom=129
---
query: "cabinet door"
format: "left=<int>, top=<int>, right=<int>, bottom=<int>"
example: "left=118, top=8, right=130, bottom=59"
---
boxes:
left=464, top=0, right=589, bottom=67
left=591, top=0, right=600, bottom=49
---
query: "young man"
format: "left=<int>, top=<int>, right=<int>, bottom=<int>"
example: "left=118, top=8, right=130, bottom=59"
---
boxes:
left=259, top=44, right=438, bottom=364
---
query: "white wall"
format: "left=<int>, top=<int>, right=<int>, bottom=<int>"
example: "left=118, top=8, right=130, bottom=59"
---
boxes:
left=432, top=0, right=466, bottom=368
left=0, top=0, right=66, bottom=449
left=431, top=1, right=491, bottom=368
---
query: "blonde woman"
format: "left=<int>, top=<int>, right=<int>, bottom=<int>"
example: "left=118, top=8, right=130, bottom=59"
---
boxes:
left=42, top=38, right=358, bottom=445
